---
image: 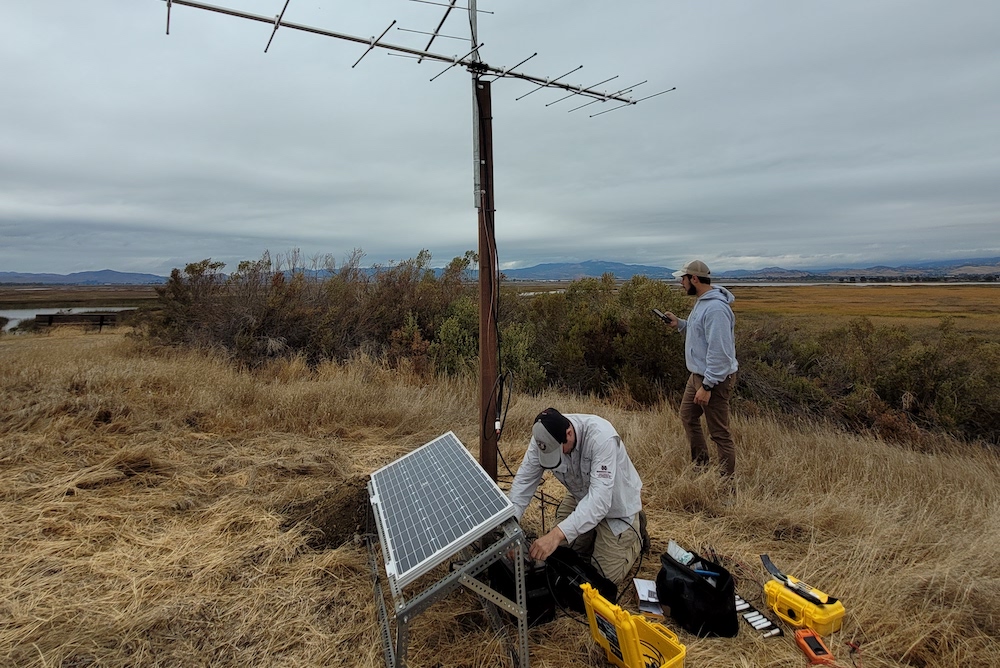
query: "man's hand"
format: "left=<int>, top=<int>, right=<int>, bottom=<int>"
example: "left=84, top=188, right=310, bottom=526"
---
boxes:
left=529, top=526, right=566, bottom=561
left=695, top=386, right=712, bottom=406
left=664, top=311, right=679, bottom=329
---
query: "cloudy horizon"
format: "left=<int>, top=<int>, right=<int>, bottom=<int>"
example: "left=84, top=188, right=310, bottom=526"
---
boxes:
left=2, top=1, right=998, bottom=275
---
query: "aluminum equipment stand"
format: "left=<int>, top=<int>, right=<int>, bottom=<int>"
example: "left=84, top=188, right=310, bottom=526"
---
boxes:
left=367, top=510, right=530, bottom=668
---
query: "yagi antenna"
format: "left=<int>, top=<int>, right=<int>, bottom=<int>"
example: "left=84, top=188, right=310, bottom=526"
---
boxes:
left=158, top=1, right=671, bottom=107
left=156, top=0, right=675, bottom=489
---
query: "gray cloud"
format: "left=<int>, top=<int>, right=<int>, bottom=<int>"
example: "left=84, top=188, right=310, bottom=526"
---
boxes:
left=2, top=0, right=998, bottom=275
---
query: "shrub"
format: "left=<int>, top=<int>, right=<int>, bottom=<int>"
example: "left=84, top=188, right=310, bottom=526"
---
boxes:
left=429, top=296, right=478, bottom=375
left=498, top=321, right=545, bottom=393
left=734, top=315, right=1000, bottom=444
left=141, top=250, right=476, bottom=373
left=139, top=255, right=1000, bottom=444
left=145, top=259, right=227, bottom=347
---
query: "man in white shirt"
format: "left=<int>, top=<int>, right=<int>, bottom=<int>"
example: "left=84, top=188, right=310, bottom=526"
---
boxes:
left=507, top=408, right=645, bottom=584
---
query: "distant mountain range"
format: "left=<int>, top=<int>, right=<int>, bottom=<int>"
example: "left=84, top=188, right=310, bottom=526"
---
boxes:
left=0, top=270, right=166, bottom=285
left=501, top=257, right=1000, bottom=281
left=2, top=257, right=999, bottom=285
left=501, top=260, right=677, bottom=280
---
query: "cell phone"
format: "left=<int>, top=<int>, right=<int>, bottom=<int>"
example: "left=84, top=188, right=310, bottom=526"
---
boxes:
left=651, top=308, right=673, bottom=324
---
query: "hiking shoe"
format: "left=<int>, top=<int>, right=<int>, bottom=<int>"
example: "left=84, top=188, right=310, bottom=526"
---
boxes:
left=638, top=510, right=651, bottom=555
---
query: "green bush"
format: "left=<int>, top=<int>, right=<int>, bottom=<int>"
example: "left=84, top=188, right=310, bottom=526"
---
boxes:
left=735, top=316, right=1000, bottom=444
left=498, top=320, right=545, bottom=393
left=430, top=296, right=479, bottom=375
left=142, top=250, right=476, bottom=372
left=140, top=255, right=1000, bottom=444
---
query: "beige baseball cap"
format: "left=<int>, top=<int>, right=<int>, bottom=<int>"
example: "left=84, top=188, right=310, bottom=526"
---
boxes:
left=531, top=420, right=563, bottom=469
left=672, top=259, right=711, bottom=279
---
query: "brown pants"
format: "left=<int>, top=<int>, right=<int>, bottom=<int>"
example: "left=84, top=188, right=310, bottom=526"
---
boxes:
left=679, top=373, right=736, bottom=476
left=555, top=495, right=640, bottom=585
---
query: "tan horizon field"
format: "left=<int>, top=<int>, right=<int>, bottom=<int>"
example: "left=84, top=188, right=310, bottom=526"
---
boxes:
left=729, top=284, right=1000, bottom=341
left=2, top=326, right=1000, bottom=668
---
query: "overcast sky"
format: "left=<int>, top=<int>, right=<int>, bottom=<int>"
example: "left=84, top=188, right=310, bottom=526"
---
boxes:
left=2, top=1, right=998, bottom=275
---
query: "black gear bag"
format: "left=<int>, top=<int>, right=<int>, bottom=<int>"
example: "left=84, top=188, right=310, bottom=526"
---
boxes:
left=655, top=548, right=738, bottom=637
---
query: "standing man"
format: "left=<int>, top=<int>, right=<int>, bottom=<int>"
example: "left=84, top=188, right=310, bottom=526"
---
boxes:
left=662, top=260, right=739, bottom=477
left=507, top=408, right=646, bottom=584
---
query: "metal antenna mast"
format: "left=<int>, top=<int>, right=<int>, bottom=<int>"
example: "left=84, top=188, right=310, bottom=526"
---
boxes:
left=159, top=0, right=674, bottom=481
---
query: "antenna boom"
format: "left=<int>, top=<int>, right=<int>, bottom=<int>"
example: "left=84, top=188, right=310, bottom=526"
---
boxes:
left=162, top=0, right=644, bottom=104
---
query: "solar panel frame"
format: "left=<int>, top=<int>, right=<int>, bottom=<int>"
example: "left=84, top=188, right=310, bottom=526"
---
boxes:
left=369, top=431, right=517, bottom=590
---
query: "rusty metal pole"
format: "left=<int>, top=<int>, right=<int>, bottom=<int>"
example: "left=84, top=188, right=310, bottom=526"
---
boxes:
left=475, top=78, right=498, bottom=480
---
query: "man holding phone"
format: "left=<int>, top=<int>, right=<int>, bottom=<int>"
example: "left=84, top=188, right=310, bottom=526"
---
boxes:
left=660, top=260, right=739, bottom=477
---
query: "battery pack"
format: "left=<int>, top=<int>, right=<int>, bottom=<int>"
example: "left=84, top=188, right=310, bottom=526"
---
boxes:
left=487, top=557, right=555, bottom=627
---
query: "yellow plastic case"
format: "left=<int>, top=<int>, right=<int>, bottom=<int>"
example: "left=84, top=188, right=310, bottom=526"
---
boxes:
left=581, top=583, right=686, bottom=668
left=764, top=578, right=845, bottom=636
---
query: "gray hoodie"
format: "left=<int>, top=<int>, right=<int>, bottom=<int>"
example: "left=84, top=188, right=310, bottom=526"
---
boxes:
left=676, top=286, right=738, bottom=387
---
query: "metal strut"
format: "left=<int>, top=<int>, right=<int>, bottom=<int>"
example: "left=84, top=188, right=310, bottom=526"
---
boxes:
left=264, top=0, right=291, bottom=53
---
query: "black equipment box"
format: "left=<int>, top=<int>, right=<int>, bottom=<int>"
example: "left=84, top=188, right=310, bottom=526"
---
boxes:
left=488, top=557, right=556, bottom=627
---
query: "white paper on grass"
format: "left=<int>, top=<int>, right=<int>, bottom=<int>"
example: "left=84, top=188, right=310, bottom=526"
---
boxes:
left=633, top=577, right=663, bottom=617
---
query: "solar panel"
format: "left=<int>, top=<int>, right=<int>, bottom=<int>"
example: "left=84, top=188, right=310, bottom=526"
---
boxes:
left=369, top=431, right=516, bottom=590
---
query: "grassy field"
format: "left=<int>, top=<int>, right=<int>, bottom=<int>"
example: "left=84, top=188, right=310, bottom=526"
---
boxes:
left=509, top=281, right=1000, bottom=341
left=2, top=326, right=999, bottom=668
left=729, top=284, right=1000, bottom=341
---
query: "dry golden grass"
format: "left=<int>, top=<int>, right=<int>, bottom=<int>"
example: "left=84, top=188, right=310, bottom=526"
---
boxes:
left=730, top=284, right=1000, bottom=341
left=3, top=328, right=1000, bottom=667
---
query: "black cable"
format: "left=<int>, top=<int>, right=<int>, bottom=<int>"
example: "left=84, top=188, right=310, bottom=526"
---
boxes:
left=715, top=549, right=765, bottom=608
left=488, top=369, right=514, bottom=455
left=610, top=517, right=644, bottom=605
left=638, top=639, right=665, bottom=667
left=495, top=369, right=513, bottom=442
left=541, top=551, right=591, bottom=627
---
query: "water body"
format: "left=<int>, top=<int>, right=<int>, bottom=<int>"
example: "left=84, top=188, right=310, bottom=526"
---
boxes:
left=0, top=307, right=132, bottom=332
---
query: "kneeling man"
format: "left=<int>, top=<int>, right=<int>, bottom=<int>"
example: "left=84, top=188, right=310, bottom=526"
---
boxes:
left=508, top=407, right=644, bottom=584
